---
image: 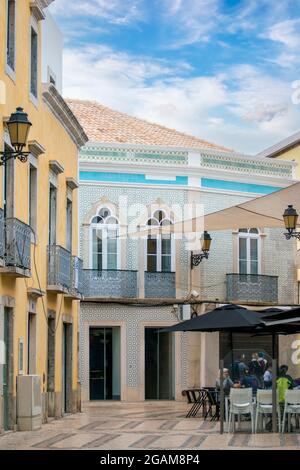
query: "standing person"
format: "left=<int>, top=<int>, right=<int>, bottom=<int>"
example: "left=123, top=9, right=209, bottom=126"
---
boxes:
left=258, top=352, right=267, bottom=374
left=277, top=365, right=293, bottom=404
left=263, top=364, right=272, bottom=389
left=249, top=352, right=263, bottom=388
left=241, top=368, right=259, bottom=395
left=232, top=354, right=248, bottom=381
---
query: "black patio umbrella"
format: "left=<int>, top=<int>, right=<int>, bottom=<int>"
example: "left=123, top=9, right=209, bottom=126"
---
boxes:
left=160, top=304, right=266, bottom=333
left=161, top=303, right=300, bottom=434
left=263, top=306, right=300, bottom=322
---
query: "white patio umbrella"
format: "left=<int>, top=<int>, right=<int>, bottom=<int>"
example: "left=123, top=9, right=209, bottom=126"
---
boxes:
left=127, top=181, right=300, bottom=238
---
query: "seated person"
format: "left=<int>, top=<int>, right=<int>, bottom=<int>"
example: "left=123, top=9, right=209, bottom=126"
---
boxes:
left=263, top=364, right=272, bottom=389
left=216, top=368, right=234, bottom=395
left=241, top=368, right=259, bottom=394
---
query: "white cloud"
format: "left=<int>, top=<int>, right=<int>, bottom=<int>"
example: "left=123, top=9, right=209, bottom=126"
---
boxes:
left=50, top=0, right=143, bottom=24
left=161, top=0, right=222, bottom=48
left=263, top=18, right=300, bottom=48
left=227, top=65, right=290, bottom=123
left=267, top=52, right=299, bottom=69
left=62, top=45, right=299, bottom=154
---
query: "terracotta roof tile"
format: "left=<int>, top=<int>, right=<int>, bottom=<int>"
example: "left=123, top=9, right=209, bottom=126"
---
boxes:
left=66, top=99, right=232, bottom=152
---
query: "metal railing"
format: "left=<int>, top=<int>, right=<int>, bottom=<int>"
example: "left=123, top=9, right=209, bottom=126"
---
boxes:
left=5, top=217, right=31, bottom=270
left=47, top=245, right=71, bottom=290
left=144, top=271, right=176, bottom=298
left=82, top=269, right=138, bottom=298
left=70, top=256, right=83, bottom=296
left=226, top=273, right=278, bottom=304
left=0, top=209, right=4, bottom=260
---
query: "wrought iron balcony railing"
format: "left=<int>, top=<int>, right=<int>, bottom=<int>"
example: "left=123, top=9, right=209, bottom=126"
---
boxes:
left=68, top=256, right=83, bottom=298
left=47, top=245, right=71, bottom=291
left=0, top=209, right=4, bottom=262
left=5, top=217, right=31, bottom=270
left=226, top=273, right=278, bottom=304
left=144, top=271, right=176, bottom=298
left=82, top=269, right=138, bottom=298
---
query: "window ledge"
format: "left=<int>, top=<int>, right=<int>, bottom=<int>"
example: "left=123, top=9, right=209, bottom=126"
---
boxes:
left=28, top=140, right=45, bottom=157
left=66, top=177, right=79, bottom=190
left=49, top=160, right=64, bottom=175
left=5, top=64, right=16, bottom=83
left=29, top=92, right=39, bottom=109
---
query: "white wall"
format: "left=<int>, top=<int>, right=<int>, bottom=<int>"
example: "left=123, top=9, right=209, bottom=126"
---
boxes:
left=41, top=10, right=63, bottom=93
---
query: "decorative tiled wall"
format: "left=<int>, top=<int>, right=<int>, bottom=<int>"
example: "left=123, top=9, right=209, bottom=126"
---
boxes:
left=79, top=304, right=189, bottom=391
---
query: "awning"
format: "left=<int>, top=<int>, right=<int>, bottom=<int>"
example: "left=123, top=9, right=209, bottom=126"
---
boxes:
left=128, top=181, right=300, bottom=237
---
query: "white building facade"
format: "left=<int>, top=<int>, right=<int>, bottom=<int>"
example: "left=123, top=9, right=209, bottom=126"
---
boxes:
left=71, top=101, right=298, bottom=403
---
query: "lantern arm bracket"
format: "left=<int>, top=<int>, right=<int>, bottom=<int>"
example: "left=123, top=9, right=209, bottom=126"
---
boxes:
left=0, top=150, right=30, bottom=166
left=191, top=250, right=209, bottom=268
left=284, top=231, right=300, bottom=241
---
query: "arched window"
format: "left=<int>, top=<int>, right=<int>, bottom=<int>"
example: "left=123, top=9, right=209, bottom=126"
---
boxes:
left=238, top=228, right=260, bottom=274
left=90, top=207, right=120, bottom=270
left=146, top=210, right=174, bottom=272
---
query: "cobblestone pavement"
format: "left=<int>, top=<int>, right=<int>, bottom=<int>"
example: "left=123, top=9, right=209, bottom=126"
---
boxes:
left=0, top=401, right=299, bottom=450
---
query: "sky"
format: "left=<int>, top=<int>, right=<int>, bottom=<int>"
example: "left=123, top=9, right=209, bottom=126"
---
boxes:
left=49, top=0, right=300, bottom=155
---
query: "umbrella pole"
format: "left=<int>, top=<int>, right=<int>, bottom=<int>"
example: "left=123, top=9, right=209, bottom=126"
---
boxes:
left=220, top=359, right=224, bottom=434
left=230, top=332, right=234, bottom=379
left=272, top=333, right=277, bottom=433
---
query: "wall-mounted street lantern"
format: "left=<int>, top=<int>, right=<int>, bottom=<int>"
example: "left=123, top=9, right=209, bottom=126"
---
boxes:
left=191, top=231, right=212, bottom=268
left=283, top=205, right=300, bottom=240
left=0, top=107, right=32, bottom=166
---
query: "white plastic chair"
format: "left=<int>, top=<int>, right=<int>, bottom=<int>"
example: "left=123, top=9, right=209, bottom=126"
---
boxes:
left=228, top=388, right=254, bottom=433
left=255, top=389, right=281, bottom=433
left=282, top=390, right=300, bottom=433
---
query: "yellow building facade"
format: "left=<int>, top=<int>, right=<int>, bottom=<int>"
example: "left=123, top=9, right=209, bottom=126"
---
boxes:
left=0, top=0, right=87, bottom=431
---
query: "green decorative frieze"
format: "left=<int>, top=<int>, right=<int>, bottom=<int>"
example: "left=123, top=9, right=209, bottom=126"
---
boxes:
left=201, top=154, right=292, bottom=178
left=80, top=146, right=188, bottom=166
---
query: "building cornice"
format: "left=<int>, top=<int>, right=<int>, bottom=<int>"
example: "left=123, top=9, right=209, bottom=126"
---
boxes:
left=42, top=83, right=88, bottom=149
left=83, top=140, right=296, bottom=166
left=257, top=130, right=300, bottom=159
left=79, top=179, right=278, bottom=199
left=79, top=160, right=296, bottom=188
left=30, top=1, right=55, bottom=20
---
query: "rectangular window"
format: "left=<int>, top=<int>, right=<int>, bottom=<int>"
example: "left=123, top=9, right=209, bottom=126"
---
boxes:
left=6, top=0, right=15, bottom=71
left=161, top=236, right=171, bottom=272
left=49, top=184, right=57, bottom=245
left=4, top=143, right=14, bottom=218
left=92, top=230, right=102, bottom=270
left=92, top=228, right=119, bottom=270
left=147, top=237, right=157, bottom=272
left=238, top=237, right=247, bottom=274
left=107, top=229, right=117, bottom=270
left=27, top=313, right=36, bottom=375
left=29, top=164, right=37, bottom=234
left=250, top=238, right=258, bottom=274
left=66, top=199, right=72, bottom=252
left=30, top=27, right=38, bottom=98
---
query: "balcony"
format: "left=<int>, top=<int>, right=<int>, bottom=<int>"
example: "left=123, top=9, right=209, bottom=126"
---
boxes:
left=82, top=269, right=138, bottom=299
left=65, top=256, right=83, bottom=300
left=47, top=245, right=71, bottom=293
left=0, top=217, right=31, bottom=277
left=144, top=271, right=176, bottom=299
left=226, top=273, right=278, bottom=305
left=0, top=209, right=4, bottom=266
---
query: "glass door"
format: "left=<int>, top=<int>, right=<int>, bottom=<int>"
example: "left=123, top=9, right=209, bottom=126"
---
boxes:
left=3, top=308, right=10, bottom=430
left=89, top=327, right=120, bottom=400
left=145, top=328, right=174, bottom=400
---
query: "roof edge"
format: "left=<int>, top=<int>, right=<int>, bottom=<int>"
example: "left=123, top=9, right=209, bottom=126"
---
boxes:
left=257, top=130, right=300, bottom=159
left=42, top=84, right=88, bottom=148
